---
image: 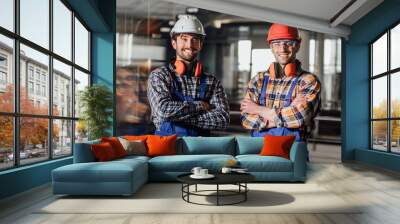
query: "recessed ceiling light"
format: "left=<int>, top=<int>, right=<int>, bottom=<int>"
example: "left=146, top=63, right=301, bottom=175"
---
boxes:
left=160, top=27, right=171, bottom=33
left=186, top=7, right=199, bottom=13
left=168, top=20, right=175, bottom=26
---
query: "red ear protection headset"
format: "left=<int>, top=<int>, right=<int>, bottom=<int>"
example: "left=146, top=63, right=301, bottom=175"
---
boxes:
left=268, top=62, right=297, bottom=78
left=174, top=60, right=202, bottom=77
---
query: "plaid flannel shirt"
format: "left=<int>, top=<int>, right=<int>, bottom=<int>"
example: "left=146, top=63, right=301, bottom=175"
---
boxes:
left=241, top=69, right=321, bottom=133
left=147, top=65, right=230, bottom=130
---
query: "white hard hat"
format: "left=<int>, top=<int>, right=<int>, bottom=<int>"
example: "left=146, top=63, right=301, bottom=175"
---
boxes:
left=170, top=15, right=206, bottom=37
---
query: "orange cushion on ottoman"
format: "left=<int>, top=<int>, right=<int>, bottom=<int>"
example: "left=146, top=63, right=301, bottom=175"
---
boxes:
left=101, top=137, right=127, bottom=158
left=260, top=135, right=296, bottom=159
left=91, top=142, right=117, bottom=161
left=146, top=135, right=177, bottom=157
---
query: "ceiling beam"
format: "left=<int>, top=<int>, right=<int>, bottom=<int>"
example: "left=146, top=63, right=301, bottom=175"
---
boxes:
left=161, top=0, right=351, bottom=37
left=330, top=0, right=367, bottom=27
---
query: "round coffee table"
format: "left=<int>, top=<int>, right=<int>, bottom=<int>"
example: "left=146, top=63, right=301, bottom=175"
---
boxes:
left=177, top=172, right=255, bottom=206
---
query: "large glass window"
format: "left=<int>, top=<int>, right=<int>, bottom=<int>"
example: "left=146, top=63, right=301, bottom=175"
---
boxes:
left=0, top=116, right=13, bottom=170
left=0, top=0, right=14, bottom=32
left=370, top=24, right=400, bottom=153
left=74, top=69, right=89, bottom=118
left=74, top=18, right=89, bottom=70
left=20, top=0, right=49, bottom=49
left=53, top=119, right=72, bottom=158
left=0, top=35, right=14, bottom=113
left=19, top=117, right=49, bottom=165
left=0, top=1, right=91, bottom=169
left=53, top=0, right=72, bottom=60
left=53, top=59, right=72, bottom=117
left=20, top=44, right=49, bottom=116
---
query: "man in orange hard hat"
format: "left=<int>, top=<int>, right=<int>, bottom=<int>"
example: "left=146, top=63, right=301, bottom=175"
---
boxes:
left=240, top=23, right=321, bottom=142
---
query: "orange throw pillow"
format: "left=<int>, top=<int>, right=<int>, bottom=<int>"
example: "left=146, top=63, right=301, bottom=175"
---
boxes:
left=101, top=137, right=127, bottom=158
left=91, top=142, right=117, bottom=161
left=124, top=135, right=148, bottom=141
left=146, top=135, right=177, bottom=157
left=260, top=135, right=296, bottom=159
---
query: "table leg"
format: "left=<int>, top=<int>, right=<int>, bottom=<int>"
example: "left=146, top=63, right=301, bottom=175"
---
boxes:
left=245, top=183, right=247, bottom=201
left=217, top=184, right=219, bottom=206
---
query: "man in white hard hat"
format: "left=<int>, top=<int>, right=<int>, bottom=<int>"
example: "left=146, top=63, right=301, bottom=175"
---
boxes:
left=147, top=15, right=230, bottom=136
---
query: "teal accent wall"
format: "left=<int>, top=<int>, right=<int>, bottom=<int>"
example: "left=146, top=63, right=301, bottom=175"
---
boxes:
left=0, top=158, right=72, bottom=199
left=344, top=0, right=400, bottom=171
left=92, top=32, right=116, bottom=136
left=0, top=0, right=116, bottom=200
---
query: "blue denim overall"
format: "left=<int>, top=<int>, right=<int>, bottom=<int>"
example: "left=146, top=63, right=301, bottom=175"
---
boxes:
left=251, top=75, right=303, bottom=142
left=155, top=71, right=210, bottom=137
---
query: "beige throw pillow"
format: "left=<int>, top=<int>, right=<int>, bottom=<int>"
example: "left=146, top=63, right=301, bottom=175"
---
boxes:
left=118, top=137, right=147, bottom=156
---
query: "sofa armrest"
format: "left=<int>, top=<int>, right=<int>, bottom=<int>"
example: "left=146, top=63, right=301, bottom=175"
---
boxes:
left=289, top=142, right=307, bottom=181
left=73, top=140, right=100, bottom=163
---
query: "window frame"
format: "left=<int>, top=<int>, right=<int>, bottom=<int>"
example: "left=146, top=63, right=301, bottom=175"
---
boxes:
left=0, top=0, right=92, bottom=171
left=370, top=21, right=400, bottom=154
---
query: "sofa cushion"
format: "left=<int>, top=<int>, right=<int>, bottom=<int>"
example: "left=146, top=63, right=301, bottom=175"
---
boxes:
left=147, top=135, right=177, bottom=157
left=236, top=136, right=263, bottom=155
left=116, top=155, right=150, bottom=163
left=91, top=142, right=118, bottom=161
left=123, top=135, right=149, bottom=141
left=179, top=137, right=235, bottom=155
left=52, top=159, right=147, bottom=183
left=118, top=138, right=147, bottom=156
left=236, top=155, right=293, bottom=172
left=101, top=137, right=127, bottom=158
left=260, top=135, right=296, bottom=159
left=73, top=139, right=100, bottom=163
left=148, top=154, right=235, bottom=172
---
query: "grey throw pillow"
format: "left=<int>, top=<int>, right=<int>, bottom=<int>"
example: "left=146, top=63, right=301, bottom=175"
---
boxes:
left=118, top=137, right=147, bottom=156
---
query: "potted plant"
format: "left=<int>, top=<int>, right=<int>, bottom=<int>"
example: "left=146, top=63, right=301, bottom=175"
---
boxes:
left=79, top=84, right=113, bottom=140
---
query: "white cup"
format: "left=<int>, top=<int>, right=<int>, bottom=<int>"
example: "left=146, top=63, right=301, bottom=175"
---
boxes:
left=221, top=167, right=232, bottom=174
left=200, top=169, right=208, bottom=176
left=191, top=167, right=202, bottom=176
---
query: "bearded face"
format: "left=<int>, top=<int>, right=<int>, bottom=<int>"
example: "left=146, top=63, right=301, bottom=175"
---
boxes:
left=171, top=33, right=203, bottom=63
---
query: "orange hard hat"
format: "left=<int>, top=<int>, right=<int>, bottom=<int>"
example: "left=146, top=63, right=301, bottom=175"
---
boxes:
left=267, top=23, right=301, bottom=43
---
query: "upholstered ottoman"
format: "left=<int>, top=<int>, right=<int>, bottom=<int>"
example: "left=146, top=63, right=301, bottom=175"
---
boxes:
left=52, top=156, right=148, bottom=196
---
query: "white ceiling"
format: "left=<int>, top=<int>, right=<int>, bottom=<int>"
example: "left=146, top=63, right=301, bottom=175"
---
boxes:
left=117, top=0, right=188, bottom=20
left=117, top=0, right=384, bottom=37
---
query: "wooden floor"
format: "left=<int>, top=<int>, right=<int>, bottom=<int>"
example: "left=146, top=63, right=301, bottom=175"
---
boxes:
left=1, top=144, right=400, bottom=224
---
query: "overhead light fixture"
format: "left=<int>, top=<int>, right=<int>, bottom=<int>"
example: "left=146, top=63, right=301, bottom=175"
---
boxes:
left=213, top=19, right=232, bottom=29
left=168, top=20, right=175, bottom=26
left=152, top=33, right=161, bottom=39
left=186, top=7, right=199, bottom=14
left=160, top=27, right=171, bottom=33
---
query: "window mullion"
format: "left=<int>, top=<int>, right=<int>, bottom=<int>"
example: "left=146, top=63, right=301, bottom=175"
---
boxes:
left=71, top=10, right=76, bottom=154
left=370, top=44, right=373, bottom=149
left=387, top=29, right=391, bottom=152
left=49, top=0, right=53, bottom=160
left=13, top=0, right=20, bottom=167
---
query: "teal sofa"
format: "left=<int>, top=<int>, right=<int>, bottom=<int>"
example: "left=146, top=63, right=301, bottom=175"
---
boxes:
left=52, top=136, right=307, bottom=196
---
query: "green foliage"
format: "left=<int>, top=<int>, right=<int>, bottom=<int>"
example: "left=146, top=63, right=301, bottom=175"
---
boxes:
left=79, top=84, right=113, bottom=140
